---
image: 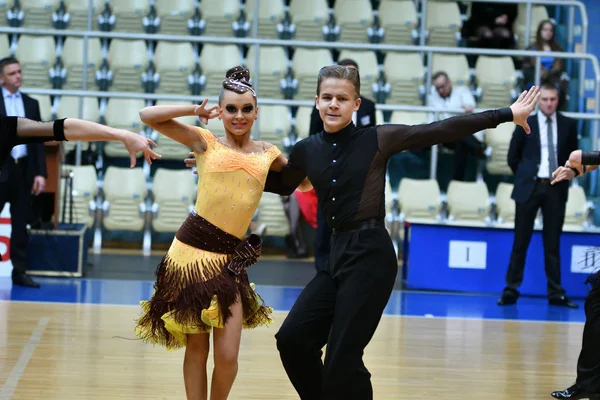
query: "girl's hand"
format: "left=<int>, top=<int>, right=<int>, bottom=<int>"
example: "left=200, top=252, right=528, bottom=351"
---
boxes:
left=194, top=98, right=222, bottom=124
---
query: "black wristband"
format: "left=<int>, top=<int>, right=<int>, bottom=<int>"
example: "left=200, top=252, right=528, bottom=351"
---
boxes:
left=497, top=107, right=513, bottom=124
left=53, top=118, right=67, bottom=141
left=581, top=150, right=600, bottom=166
left=569, top=167, right=580, bottom=177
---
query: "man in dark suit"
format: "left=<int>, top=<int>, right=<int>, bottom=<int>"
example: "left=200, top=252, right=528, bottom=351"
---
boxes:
left=499, top=82, right=578, bottom=307
left=0, top=57, right=46, bottom=288
left=308, top=58, right=377, bottom=273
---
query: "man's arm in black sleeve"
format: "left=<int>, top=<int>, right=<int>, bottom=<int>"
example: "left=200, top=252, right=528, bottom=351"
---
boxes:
left=377, top=108, right=514, bottom=158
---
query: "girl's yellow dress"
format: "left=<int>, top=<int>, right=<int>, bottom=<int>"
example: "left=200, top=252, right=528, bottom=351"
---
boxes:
left=135, top=127, right=281, bottom=350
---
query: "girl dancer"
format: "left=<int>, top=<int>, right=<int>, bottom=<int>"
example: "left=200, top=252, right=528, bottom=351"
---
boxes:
left=134, top=65, right=310, bottom=400
left=264, top=64, right=540, bottom=399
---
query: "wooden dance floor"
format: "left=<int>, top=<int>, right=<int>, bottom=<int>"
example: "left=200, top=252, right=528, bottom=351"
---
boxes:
left=0, top=301, right=584, bottom=399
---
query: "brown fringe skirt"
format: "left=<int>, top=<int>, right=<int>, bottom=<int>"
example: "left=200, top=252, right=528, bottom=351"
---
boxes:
left=135, top=211, right=273, bottom=350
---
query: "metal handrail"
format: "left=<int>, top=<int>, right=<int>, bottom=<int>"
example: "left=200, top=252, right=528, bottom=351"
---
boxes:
left=18, top=87, right=600, bottom=121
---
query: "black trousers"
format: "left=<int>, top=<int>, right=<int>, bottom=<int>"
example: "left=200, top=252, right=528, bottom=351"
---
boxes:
left=0, top=159, right=31, bottom=277
left=504, top=180, right=566, bottom=299
left=444, top=135, right=485, bottom=181
left=576, top=274, right=600, bottom=391
left=275, top=226, right=398, bottom=400
left=314, top=205, right=331, bottom=273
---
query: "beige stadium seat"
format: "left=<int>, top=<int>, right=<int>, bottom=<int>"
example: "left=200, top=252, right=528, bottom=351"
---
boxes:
left=383, top=52, right=424, bottom=106
left=425, top=1, right=462, bottom=47
left=200, top=0, right=241, bottom=37
left=291, top=48, right=334, bottom=100
left=150, top=100, right=196, bottom=161
left=375, top=109, right=386, bottom=125
left=378, top=0, right=418, bottom=45
left=245, top=0, right=285, bottom=39
left=256, top=105, right=290, bottom=146
left=55, top=96, right=100, bottom=154
left=59, top=164, right=99, bottom=228
left=446, top=180, right=491, bottom=225
left=21, top=0, right=59, bottom=29
left=0, top=34, right=10, bottom=58
left=63, top=0, right=106, bottom=30
left=563, top=185, right=588, bottom=231
left=61, top=37, right=103, bottom=90
left=15, top=36, right=56, bottom=89
left=199, top=44, right=243, bottom=95
left=295, top=106, right=314, bottom=138
left=112, top=0, right=149, bottom=33
left=106, top=40, right=149, bottom=92
left=0, top=2, right=7, bottom=27
left=55, top=96, right=99, bottom=120
left=384, top=176, right=396, bottom=236
left=384, top=176, right=394, bottom=217
left=390, top=111, right=430, bottom=126
left=398, top=178, right=442, bottom=222
left=334, top=0, right=374, bottom=44
left=256, top=192, right=290, bottom=237
left=430, top=54, right=471, bottom=87
left=494, top=182, right=515, bottom=228
left=245, top=46, right=288, bottom=99
left=103, top=99, right=147, bottom=158
left=515, top=5, right=549, bottom=49
left=200, top=119, right=226, bottom=138
left=289, top=0, right=329, bottom=42
left=24, top=94, right=54, bottom=121
left=101, top=166, right=147, bottom=232
left=485, top=121, right=515, bottom=176
left=337, top=50, right=379, bottom=96
left=475, top=56, right=517, bottom=109
left=151, top=168, right=197, bottom=233
left=153, top=42, right=196, bottom=94
left=155, top=0, right=196, bottom=36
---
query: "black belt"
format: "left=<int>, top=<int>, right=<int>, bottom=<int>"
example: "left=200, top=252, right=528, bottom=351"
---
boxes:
left=331, top=218, right=384, bottom=234
left=537, top=177, right=552, bottom=184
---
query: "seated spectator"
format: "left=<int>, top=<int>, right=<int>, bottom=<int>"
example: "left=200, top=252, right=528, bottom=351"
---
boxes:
left=462, top=2, right=518, bottom=49
left=522, top=19, right=568, bottom=109
left=428, top=71, right=487, bottom=181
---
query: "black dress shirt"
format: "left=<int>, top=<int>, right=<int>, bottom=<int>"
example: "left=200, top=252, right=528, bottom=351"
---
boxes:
left=265, top=107, right=514, bottom=230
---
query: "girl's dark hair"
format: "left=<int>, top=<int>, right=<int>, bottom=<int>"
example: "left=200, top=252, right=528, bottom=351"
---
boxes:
left=219, top=65, right=257, bottom=103
left=316, top=65, right=361, bottom=99
left=534, top=20, right=563, bottom=52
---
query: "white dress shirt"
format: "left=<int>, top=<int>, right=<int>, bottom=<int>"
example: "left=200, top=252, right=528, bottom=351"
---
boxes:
left=427, top=85, right=483, bottom=141
left=537, top=111, right=558, bottom=179
left=3, top=86, right=27, bottom=159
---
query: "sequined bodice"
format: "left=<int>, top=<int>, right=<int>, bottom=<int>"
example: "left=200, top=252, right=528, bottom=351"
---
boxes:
left=193, top=127, right=281, bottom=239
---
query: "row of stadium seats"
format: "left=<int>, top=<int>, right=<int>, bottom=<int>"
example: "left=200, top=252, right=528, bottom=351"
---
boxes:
left=60, top=163, right=592, bottom=253
left=3, top=32, right=520, bottom=108
left=395, top=178, right=592, bottom=234
left=1, top=0, right=549, bottom=50
left=59, top=164, right=394, bottom=250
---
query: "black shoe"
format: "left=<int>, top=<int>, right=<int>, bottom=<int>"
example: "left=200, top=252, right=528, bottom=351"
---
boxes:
left=549, top=296, right=579, bottom=309
left=498, top=288, right=519, bottom=306
left=12, top=274, right=40, bottom=288
left=551, top=383, right=600, bottom=399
